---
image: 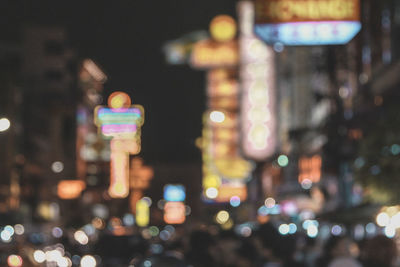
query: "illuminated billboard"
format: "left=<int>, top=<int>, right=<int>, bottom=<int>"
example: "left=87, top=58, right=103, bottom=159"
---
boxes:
left=254, top=0, right=361, bottom=45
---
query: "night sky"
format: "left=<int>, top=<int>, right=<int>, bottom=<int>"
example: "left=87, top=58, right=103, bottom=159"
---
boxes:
left=1, top=0, right=239, bottom=164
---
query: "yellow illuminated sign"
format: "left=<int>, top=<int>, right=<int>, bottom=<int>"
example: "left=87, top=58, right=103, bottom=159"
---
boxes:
left=136, top=199, right=150, bottom=227
left=190, top=40, right=238, bottom=69
left=215, top=184, right=247, bottom=203
left=214, top=158, right=254, bottom=180
left=255, top=0, right=360, bottom=23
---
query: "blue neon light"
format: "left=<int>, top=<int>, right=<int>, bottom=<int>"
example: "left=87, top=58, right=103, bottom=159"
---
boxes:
left=255, top=21, right=361, bottom=45
left=164, top=185, right=186, bottom=202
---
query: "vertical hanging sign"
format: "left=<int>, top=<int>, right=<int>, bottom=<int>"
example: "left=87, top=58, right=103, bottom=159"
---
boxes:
left=94, top=92, right=144, bottom=198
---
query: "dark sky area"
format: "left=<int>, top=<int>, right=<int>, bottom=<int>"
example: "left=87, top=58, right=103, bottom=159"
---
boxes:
left=0, top=0, right=239, bottom=164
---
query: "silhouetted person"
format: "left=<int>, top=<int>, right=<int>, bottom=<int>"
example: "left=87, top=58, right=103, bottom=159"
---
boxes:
left=360, top=235, right=397, bottom=267
left=185, top=229, right=218, bottom=267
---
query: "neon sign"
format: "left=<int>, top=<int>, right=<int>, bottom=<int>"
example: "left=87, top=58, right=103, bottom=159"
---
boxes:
left=255, top=0, right=360, bottom=23
left=95, top=91, right=144, bottom=139
left=254, top=0, right=361, bottom=45
left=94, top=92, right=144, bottom=198
left=191, top=15, right=254, bottom=202
left=239, top=1, right=277, bottom=160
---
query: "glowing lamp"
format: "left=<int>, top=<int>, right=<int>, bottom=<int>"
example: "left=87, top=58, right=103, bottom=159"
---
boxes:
left=57, top=180, right=86, bottom=199
left=108, top=91, right=132, bottom=108
left=210, top=15, right=237, bottom=42
left=164, top=185, right=186, bottom=202
left=163, top=202, right=186, bottom=224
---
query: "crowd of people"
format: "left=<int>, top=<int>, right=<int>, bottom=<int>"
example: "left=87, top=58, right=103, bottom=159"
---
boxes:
left=119, top=222, right=399, bottom=267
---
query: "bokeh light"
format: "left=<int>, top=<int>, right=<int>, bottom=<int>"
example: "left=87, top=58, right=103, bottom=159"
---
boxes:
left=51, top=161, right=64, bottom=173
left=216, top=210, right=230, bottom=224
left=74, top=230, right=89, bottom=245
left=264, top=197, right=276, bottom=208
left=80, top=255, right=96, bottom=267
left=52, top=227, right=63, bottom=238
left=331, top=225, right=343, bottom=236
left=0, top=118, right=10, bottom=132
left=7, top=255, right=23, bottom=267
left=278, top=224, right=289, bottom=235
left=14, top=224, right=24, bottom=235
left=210, top=111, right=225, bottom=123
left=205, top=187, right=218, bottom=199
left=277, top=155, right=289, bottom=167
left=33, top=250, right=46, bottom=263
left=376, top=212, right=390, bottom=227
left=230, top=196, right=241, bottom=207
left=307, top=225, right=319, bottom=238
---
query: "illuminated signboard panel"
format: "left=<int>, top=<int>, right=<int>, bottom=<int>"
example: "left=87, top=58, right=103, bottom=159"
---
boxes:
left=57, top=180, right=86, bottom=199
left=254, top=0, right=361, bottom=45
left=298, top=155, right=322, bottom=183
left=136, top=199, right=150, bottom=227
left=254, top=21, right=361, bottom=45
left=95, top=107, right=143, bottom=139
left=215, top=184, right=248, bottom=203
left=164, top=185, right=186, bottom=202
left=164, top=202, right=186, bottom=224
left=239, top=1, right=277, bottom=161
left=190, top=40, right=238, bottom=69
left=255, top=0, right=360, bottom=23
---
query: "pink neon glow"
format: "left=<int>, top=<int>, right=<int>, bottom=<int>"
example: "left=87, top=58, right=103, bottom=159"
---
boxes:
left=102, top=124, right=137, bottom=135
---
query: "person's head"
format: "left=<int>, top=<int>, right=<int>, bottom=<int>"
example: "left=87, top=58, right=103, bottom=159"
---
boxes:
left=188, top=229, right=215, bottom=251
left=323, top=236, right=356, bottom=258
left=362, top=235, right=397, bottom=266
